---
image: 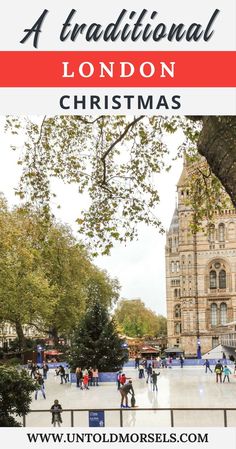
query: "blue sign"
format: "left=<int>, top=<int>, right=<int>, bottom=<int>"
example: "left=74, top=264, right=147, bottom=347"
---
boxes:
left=89, top=411, right=105, bottom=427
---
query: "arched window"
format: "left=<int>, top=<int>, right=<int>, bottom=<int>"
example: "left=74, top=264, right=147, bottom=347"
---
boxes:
left=174, top=304, right=181, bottom=318
left=175, top=323, right=181, bottom=334
left=210, top=270, right=217, bottom=289
left=209, top=225, right=215, bottom=242
left=220, top=303, right=227, bottom=325
left=174, top=288, right=178, bottom=298
left=211, top=303, right=217, bottom=326
left=219, top=224, right=225, bottom=242
left=171, top=261, right=175, bottom=273
left=208, top=261, right=228, bottom=290
left=219, top=270, right=226, bottom=289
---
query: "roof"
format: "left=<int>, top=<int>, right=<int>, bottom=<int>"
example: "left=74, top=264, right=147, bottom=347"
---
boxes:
left=169, top=206, right=179, bottom=233
left=140, top=345, right=159, bottom=353
left=44, top=350, right=63, bottom=355
left=164, top=347, right=184, bottom=353
left=177, top=156, right=189, bottom=188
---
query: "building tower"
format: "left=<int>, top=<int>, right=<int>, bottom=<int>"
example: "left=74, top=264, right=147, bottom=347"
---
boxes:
left=166, top=162, right=236, bottom=356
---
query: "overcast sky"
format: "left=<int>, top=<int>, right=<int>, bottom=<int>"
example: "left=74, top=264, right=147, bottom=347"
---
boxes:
left=0, top=118, right=183, bottom=316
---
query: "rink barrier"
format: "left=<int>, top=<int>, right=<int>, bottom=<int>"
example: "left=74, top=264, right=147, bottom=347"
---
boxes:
left=21, top=407, right=236, bottom=428
left=70, top=372, right=117, bottom=383
left=126, top=359, right=234, bottom=368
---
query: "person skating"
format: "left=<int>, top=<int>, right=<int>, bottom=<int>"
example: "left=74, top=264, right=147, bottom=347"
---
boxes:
left=168, top=356, right=173, bottom=369
left=223, top=365, right=231, bottom=383
left=203, top=359, right=212, bottom=373
left=76, top=367, right=83, bottom=388
left=135, top=356, right=140, bottom=369
left=214, top=360, right=223, bottom=383
left=51, top=399, right=63, bottom=427
left=42, top=362, right=49, bottom=379
left=83, top=372, right=89, bottom=389
left=146, top=364, right=153, bottom=383
left=92, top=368, right=99, bottom=386
left=88, top=367, right=93, bottom=386
left=119, top=380, right=134, bottom=408
left=119, top=373, right=131, bottom=387
left=139, top=364, right=144, bottom=379
left=58, top=365, right=67, bottom=384
left=180, top=356, right=184, bottom=368
left=65, top=364, right=70, bottom=383
left=151, top=370, right=160, bottom=391
left=35, top=373, right=46, bottom=400
left=30, top=363, right=38, bottom=378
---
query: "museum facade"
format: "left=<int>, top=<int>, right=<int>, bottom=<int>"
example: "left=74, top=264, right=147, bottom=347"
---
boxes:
left=166, top=162, right=236, bottom=356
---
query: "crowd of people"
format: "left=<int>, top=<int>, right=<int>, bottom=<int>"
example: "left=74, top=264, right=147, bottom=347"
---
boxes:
left=75, top=367, right=99, bottom=389
left=26, top=355, right=236, bottom=424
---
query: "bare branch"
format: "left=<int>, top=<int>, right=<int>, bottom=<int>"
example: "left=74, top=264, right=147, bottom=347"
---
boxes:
left=100, top=115, right=145, bottom=185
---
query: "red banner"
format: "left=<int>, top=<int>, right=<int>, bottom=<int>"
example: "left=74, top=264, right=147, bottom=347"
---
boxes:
left=0, top=51, right=235, bottom=87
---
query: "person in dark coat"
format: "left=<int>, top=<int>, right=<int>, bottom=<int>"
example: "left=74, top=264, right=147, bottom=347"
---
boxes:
left=151, top=370, right=160, bottom=391
left=42, top=362, right=49, bottom=379
left=203, top=359, right=212, bottom=373
left=58, top=365, right=67, bottom=384
left=214, top=360, right=223, bottom=383
left=180, top=356, right=184, bottom=368
left=50, top=399, right=63, bottom=427
left=146, top=364, right=153, bottom=383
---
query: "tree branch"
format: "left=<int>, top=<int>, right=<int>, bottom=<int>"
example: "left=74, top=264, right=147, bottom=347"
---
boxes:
left=100, top=115, right=145, bottom=186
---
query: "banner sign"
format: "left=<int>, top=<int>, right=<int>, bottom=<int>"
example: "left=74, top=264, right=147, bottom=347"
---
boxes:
left=0, top=0, right=235, bottom=114
left=89, top=411, right=105, bottom=427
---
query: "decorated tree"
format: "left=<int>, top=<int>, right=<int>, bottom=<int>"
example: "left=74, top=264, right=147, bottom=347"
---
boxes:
left=0, top=366, right=36, bottom=427
left=70, top=299, right=128, bottom=371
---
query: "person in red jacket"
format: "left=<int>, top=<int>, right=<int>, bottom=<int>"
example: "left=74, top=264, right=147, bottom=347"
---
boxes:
left=83, top=373, right=89, bottom=390
left=119, top=373, right=131, bottom=387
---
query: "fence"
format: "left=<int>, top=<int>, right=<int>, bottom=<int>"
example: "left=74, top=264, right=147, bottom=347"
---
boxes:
left=21, top=407, right=236, bottom=428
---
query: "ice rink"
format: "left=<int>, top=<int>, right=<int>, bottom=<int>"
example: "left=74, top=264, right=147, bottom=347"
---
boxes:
left=20, top=365, right=236, bottom=427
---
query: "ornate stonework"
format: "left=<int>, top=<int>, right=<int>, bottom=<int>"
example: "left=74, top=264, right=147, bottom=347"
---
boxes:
left=166, top=163, right=236, bottom=356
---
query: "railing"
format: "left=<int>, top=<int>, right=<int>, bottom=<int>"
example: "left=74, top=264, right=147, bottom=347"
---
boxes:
left=221, top=333, right=236, bottom=348
left=21, top=408, right=236, bottom=428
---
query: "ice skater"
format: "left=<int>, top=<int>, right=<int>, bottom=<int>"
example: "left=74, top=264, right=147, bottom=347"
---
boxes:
left=151, top=370, right=160, bottom=391
left=35, top=373, right=46, bottom=400
left=223, top=365, right=231, bottom=383
left=119, top=380, right=135, bottom=408
left=203, top=359, right=212, bottom=373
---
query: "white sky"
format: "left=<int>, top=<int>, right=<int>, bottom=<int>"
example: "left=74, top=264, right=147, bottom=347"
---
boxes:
left=0, top=118, right=183, bottom=317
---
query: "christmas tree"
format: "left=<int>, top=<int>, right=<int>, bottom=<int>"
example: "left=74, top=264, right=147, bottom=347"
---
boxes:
left=70, top=299, right=128, bottom=371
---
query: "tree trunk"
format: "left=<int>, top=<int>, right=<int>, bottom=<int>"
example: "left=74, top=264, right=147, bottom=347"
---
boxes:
left=197, top=117, right=236, bottom=207
left=15, top=320, right=26, bottom=350
left=50, top=326, right=59, bottom=346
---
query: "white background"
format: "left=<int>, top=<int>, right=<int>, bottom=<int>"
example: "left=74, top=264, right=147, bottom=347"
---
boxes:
left=0, top=0, right=235, bottom=50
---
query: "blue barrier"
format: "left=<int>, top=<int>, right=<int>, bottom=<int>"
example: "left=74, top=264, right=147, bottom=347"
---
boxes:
left=126, top=358, right=234, bottom=368
left=70, top=372, right=117, bottom=383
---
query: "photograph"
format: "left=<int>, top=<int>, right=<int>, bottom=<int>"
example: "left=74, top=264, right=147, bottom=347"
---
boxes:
left=0, top=115, right=236, bottom=429
left=0, top=1, right=235, bottom=448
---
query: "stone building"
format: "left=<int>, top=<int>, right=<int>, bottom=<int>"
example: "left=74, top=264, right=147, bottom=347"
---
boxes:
left=166, top=162, right=236, bottom=356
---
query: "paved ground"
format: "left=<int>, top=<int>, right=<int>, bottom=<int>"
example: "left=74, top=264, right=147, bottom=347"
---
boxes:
left=22, top=366, right=236, bottom=427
